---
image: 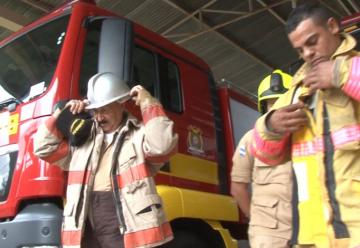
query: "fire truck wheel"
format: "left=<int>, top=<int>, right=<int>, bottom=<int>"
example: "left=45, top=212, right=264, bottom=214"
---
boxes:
left=161, top=229, right=208, bottom=248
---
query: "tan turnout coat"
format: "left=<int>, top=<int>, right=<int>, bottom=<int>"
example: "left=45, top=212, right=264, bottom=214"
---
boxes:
left=251, top=34, right=360, bottom=247
left=34, top=103, right=178, bottom=248
left=231, top=130, right=293, bottom=242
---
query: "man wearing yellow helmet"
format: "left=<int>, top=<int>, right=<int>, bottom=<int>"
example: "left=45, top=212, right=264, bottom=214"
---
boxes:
left=231, top=70, right=293, bottom=248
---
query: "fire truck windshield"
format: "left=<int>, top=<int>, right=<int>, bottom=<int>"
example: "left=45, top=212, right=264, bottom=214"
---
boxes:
left=0, top=15, right=70, bottom=105
left=350, top=29, right=360, bottom=50
left=0, top=148, right=17, bottom=202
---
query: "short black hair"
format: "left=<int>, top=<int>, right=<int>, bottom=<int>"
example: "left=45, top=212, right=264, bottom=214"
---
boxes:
left=285, top=3, right=335, bottom=34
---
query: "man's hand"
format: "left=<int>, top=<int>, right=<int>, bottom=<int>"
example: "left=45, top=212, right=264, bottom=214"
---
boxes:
left=65, top=99, right=89, bottom=115
left=303, top=60, right=335, bottom=94
left=130, top=85, right=157, bottom=108
left=267, top=102, right=308, bottom=134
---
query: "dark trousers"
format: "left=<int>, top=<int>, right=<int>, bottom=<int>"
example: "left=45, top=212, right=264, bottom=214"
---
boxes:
left=81, top=191, right=124, bottom=248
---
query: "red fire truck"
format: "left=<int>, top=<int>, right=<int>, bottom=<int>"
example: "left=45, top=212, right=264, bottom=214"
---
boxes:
left=342, top=12, right=360, bottom=48
left=0, top=0, right=258, bottom=247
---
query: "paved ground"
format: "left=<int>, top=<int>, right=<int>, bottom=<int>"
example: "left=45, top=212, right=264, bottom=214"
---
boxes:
left=238, top=240, right=250, bottom=248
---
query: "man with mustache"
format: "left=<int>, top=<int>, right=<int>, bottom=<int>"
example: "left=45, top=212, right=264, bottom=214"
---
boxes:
left=251, top=3, right=360, bottom=248
left=34, top=72, right=178, bottom=248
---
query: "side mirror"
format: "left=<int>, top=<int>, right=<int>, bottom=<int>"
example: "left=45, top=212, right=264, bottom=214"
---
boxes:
left=98, top=18, right=133, bottom=84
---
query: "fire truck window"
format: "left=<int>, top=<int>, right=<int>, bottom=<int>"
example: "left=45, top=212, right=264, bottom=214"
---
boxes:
left=158, top=57, right=182, bottom=113
left=350, top=29, right=360, bottom=50
left=0, top=15, right=69, bottom=103
left=79, top=21, right=101, bottom=98
left=0, top=151, right=17, bottom=202
left=131, top=47, right=157, bottom=96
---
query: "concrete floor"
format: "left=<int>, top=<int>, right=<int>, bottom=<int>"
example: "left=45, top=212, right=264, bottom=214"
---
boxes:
left=238, top=240, right=250, bottom=248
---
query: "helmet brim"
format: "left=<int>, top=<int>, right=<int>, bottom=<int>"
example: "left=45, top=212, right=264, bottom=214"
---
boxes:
left=85, top=92, right=131, bottom=110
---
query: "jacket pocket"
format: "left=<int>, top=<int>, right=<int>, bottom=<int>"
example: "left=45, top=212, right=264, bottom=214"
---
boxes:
left=325, top=91, right=358, bottom=133
left=250, top=197, right=279, bottom=229
left=253, top=166, right=273, bottom=184
left=119, top=142, right=137, bottom=166
left=324, top=91, right=360, bottom=150
left=323, top=88, right=350, bottom=107
left=129, top=194, right=164, bottom=225
left=131, top=194, right=162, bottom=214
left=117, top=142, right=137, bottom=178
left=253, top=164, right=291, bottom=185
left=341, top=176, right=360, bottom=207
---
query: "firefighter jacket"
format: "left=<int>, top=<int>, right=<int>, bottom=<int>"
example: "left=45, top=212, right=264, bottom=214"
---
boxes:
left=251, top=34, right=360, bottom=248
left=34, top=102, right=178, bottom=248
left=231, top=130, right=293, bottom=240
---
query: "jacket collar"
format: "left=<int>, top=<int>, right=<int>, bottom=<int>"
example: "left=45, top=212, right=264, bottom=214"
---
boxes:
left=331, top=33, right=357, bottom=58
left=292, top=33, right=357, bottom=86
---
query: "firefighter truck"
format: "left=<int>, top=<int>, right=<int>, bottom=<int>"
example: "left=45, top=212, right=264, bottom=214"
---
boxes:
left=0, top=0, right=259, bottom=247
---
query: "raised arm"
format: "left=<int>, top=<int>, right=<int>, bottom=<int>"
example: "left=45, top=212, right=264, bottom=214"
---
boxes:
left=33, top=100, right=88, bottom=170
left=250, top=94, right=306, bottom=165
left=332, top=56, right=360, bottom=102
left=230, top=132, right=254, bottom=218
left=33, top=108, right=71, bottom=170
left=130, top=85, right=178, bottom=165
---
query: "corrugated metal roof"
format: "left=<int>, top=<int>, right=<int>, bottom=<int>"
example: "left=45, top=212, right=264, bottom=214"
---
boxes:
left=1, top=0, right=359, bottom=98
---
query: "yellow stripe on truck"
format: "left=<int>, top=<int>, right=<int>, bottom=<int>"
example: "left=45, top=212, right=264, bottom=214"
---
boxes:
left=167, top=153, right=219, bottom=185
left=157, top=185, right=239, bottom=222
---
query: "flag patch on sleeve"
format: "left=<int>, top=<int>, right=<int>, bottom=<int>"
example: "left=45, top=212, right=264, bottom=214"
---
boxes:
left=239, top=145, right=246, bottom=157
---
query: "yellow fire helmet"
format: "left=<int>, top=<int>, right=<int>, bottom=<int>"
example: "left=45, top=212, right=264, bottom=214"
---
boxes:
left=257, top=69, right=292, bottom=115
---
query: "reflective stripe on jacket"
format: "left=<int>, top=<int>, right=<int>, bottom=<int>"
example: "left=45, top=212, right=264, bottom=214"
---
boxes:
left=34, top=103, right=178, bottom=248
left=231, top=130, right=293, bottom=240
left=251, top=34, right=360, bottom=248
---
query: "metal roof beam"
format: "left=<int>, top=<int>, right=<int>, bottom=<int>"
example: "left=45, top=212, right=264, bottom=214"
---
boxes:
left=346, top=0, right=360, bottom=12
left=335, top=0, right=352, bottom=15
left=198, top=0, right=285, bottom=25
left=161, top=0, right=276, bottom=70
left=0, top=6, right=30, bottom=32
left=161, top=0, right=217, bottom=36
left=318, top=0, right=345, bottom=17
left=200, top=9, right=248, bottom=15
left=21, top=0, right=52, bottom=13
left=175, top=0, right=289, bottom=44
left=256, top=0, right=286, bottom=25
left=249, top=0, right=254, bottom=12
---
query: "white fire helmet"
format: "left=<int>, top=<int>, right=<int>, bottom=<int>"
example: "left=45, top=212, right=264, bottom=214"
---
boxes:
left=85, top=72, right=131, bottom=110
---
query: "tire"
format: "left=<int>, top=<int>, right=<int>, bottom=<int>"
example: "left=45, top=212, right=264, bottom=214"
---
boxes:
left=161, top=229, right=208, bottom=248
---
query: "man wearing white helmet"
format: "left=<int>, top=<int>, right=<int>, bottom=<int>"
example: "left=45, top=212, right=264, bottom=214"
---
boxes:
left=34, top=72, right=178, bottom=248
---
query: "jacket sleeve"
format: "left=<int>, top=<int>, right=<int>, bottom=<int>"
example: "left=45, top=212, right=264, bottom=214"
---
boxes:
left=250, top=93, right=291, bottom=166
left=333, top=55, right=360, bottom=102
left=140, top=101, right=178, bottom=165
left=33, top=116, right=71, bottom=170
left=231, top=130, right=254, bottom=183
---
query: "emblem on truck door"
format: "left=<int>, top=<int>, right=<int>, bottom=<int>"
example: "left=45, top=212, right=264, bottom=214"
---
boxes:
left=187, top=125, right=204, bottom=155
